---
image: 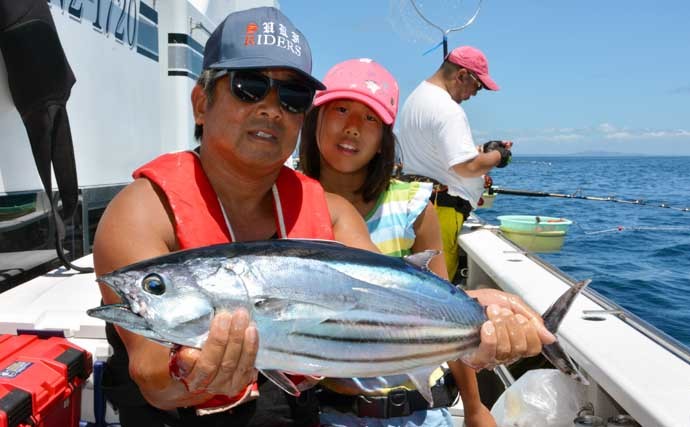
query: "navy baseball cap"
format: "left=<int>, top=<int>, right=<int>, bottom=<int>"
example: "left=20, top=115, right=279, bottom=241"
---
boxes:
left=203, top=7, right=325, bottom=90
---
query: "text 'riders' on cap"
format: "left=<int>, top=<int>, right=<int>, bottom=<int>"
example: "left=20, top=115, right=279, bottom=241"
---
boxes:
left=202, top=6, right=325, bottom=90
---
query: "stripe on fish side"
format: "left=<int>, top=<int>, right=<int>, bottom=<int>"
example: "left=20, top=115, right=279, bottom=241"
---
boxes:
left=319, top=318, right=480, bottom=328
left=288, top=330, right=478, bottom=345
left=263, top=339, right=479, bottom=364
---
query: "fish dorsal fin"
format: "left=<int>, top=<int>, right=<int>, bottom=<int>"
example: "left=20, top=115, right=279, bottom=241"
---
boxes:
left=406, top=367, right=437, bottom=407
left=403, top=250, right=440, bottom=272
left=260, top=369, right=301, bottom=396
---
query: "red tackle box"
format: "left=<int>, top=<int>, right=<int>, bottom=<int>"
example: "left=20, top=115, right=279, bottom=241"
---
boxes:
left=0, top=334, right=92, bottom=427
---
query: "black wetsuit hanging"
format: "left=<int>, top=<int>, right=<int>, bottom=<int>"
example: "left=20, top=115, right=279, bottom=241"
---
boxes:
left=0, top=0, right=91, bottom=272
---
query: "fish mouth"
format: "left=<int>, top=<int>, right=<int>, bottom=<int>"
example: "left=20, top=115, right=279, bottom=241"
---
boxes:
left=87, top=303, right=146, bottom=328
left=87, top=303, right=171, bottom=345
left=92, top=269, right=156, bottom=335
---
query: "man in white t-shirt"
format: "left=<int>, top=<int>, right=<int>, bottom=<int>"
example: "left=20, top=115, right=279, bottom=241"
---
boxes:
left=399, top=46, right=512, bottom=280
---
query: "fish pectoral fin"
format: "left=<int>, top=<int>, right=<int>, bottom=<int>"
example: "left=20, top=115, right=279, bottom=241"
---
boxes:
left=260, top=369, right=301, bottom=397
left=406, top=368, right=437, bottom=407
left=253, top=297, right=347, bottom=321
left=403, top=250, right=440, bottom=272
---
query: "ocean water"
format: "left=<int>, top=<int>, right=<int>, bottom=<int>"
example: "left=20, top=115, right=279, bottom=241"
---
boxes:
left=479, top=156, right=690, bottom=349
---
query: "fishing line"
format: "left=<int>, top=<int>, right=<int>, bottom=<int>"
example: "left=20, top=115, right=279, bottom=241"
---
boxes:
left=493, top=187, right=690, bottom=213
left=573, top=223, right=690, bottom=235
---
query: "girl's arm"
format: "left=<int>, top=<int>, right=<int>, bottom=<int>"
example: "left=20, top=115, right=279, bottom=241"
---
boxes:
left=412, top=201, right=496, bottom=426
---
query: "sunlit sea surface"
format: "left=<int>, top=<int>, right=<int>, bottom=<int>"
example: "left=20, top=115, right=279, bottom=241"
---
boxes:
left=480, top=156, right=690, bottom=348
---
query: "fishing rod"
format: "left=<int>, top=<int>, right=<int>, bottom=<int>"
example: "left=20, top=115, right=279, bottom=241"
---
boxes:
left=492, top=187, right=690, bottom=212
left=410, top=0, right=483, bottom=57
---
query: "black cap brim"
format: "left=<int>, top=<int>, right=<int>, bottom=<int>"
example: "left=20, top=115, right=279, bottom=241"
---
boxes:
left=207, top=58, right=325, bottom=90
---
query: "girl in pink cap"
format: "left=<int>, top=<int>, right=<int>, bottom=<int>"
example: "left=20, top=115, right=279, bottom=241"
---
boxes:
left=299, top=58, right=495, bottom=427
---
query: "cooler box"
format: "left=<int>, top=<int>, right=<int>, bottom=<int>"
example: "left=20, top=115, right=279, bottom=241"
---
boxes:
left=0, top=255, right=118, bottom=424
left=0, top=334, right=92, bottom=427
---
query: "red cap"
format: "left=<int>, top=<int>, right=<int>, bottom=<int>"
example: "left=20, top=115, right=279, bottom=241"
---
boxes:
left=446, top=46, right=499, bottom=91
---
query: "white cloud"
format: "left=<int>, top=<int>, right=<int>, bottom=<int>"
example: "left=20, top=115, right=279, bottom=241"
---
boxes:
left=604, top=129, right=690, bottom=140
left=474, top=123, right=690, bottom=145
left=598, top=123, right=617, bottom=133
left=551, top=134, right=583, bottom=141
left=604, top=131, right=634, bottom=139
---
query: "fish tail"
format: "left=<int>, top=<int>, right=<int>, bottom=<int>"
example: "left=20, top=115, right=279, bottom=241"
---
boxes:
left=541, top=279, right=591, bottom=384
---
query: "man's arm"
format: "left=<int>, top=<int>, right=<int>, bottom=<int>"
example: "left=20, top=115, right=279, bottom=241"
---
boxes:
left=93, top=178, right=258, bottom=409
left=451, top=150, right=502, bottom=178
left=451, top=141, right=513, bottom=178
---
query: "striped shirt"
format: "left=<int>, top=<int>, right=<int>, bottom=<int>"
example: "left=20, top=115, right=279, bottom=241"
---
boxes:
left=365, top=179, right=433, bottom=257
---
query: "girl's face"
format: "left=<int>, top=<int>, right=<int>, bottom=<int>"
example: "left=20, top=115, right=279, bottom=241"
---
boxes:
left=317, top=99, right=384, bottom=175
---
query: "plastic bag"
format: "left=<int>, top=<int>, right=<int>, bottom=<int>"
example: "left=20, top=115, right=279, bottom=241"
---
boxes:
left=491, top=369, right=587, bottom=427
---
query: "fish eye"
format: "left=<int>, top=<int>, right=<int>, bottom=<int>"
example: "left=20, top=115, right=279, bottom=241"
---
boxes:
left=142, top=273, right=166, bottom=295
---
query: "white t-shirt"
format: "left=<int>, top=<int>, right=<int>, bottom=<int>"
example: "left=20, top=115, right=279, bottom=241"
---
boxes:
left=398, top=81, right=484, bottom=207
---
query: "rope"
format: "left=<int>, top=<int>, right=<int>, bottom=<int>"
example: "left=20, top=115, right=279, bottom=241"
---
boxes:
left=574, top=222, right=690, bottom=235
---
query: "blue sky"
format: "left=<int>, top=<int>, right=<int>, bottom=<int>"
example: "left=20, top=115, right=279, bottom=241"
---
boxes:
left=281, top=1, right=690, bottom=155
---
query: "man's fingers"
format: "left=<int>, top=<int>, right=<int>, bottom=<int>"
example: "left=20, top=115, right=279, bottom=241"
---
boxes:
left=205, top=310, right=254, bottom=395
left=185, top=311, right=234, bottom=391
left=227, top=324, right=260, bottom=394
left=465, top=321, right=497, bottom=369
left=219, top=310, right=250, bottom=376
left=505, top=295, right=556, bottom=344
left=490, top=306, right=511, bottom=362
left=506, top=311, right=528, bottom=359
left=505, top=294, right=539, bottom=321
left=518, top=314, right=542, bottom=357
left=168, top=309, right=258, bottom=398
left=175, top=347, right=200, bottom=378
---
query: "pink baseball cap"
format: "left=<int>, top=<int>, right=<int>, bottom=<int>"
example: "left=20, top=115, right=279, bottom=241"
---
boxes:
left=313, top=58, right=399, bottom=125
left=446, top=46, right=499, bottom=91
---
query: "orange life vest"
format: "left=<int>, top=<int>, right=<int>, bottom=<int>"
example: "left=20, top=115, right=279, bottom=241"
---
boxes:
left=133, top=150, right=334, bottom=412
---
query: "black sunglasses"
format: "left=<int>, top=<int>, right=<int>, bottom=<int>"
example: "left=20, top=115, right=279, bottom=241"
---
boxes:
left=215, top=69, right=314, bottom=114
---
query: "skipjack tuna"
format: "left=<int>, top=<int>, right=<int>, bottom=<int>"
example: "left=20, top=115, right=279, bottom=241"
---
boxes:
left=88, top=239, right=589, bottom=404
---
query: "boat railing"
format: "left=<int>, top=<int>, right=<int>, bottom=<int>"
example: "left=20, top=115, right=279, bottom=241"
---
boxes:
left=492, top=227, right=690, bottom=366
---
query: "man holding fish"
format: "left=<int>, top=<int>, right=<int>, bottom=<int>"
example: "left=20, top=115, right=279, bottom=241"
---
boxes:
left=92, top=7, right=557, bottom=427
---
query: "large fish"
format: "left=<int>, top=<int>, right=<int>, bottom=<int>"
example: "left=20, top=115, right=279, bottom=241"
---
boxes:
left=88, top=239, right=588, bottom=404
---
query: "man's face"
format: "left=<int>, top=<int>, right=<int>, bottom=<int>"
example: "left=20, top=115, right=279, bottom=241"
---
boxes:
left=194, top=68, right=309, bottom=172
left=451, top=69, right=482, bottom=103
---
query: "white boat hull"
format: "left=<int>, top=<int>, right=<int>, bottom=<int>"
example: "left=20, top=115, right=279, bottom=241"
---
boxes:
left=456, top=225, right=690, bottom=426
